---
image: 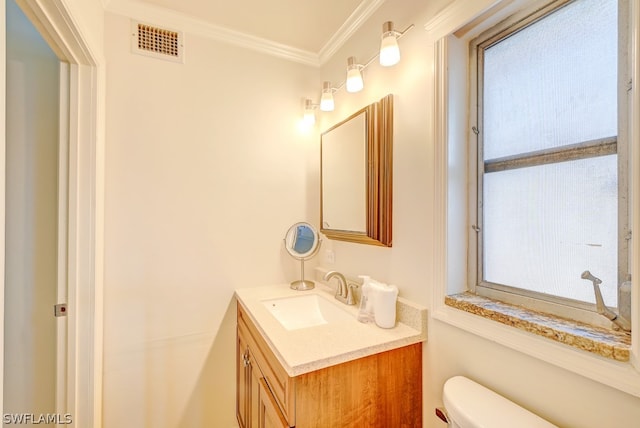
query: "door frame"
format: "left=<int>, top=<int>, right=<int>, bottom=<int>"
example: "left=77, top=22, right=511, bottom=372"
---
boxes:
left=4, top=0, right=104, bottom=426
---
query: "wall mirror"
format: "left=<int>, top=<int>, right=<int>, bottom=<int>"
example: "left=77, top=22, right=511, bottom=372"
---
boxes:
left=320, top=94, right=393, bottom=247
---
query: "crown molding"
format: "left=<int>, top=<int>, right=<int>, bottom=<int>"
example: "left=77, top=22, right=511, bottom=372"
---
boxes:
left=317, top=0, right=386, bottom=65
left=105, top=0, right=386, bottom=67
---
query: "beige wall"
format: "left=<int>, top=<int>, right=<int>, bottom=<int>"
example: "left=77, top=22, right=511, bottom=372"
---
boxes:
left=102, top=12, right=319, bottom=427
left=101, top=1, right=640, bottom=427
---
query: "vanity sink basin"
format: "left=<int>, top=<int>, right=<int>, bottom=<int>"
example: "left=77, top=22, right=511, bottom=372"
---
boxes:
left=261, top=294, right=353, bottom=330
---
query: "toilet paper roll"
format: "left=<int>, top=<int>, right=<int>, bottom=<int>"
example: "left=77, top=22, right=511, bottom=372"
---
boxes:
left=373, top=284, right=398, bottom=329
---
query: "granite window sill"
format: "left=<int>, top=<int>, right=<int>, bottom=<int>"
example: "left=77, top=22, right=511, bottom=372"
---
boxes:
left=445, top=292, right=631, bottom=362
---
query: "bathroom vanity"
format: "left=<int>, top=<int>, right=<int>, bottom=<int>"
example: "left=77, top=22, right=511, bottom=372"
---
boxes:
left=235, top=283, right=427, bottom=428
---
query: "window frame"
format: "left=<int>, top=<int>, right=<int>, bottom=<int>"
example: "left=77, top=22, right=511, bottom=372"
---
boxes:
left=468, top=0, right=631, bottom=325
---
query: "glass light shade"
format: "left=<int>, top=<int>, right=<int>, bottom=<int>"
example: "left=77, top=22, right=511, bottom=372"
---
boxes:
left=379, top=34, right=400, bottom=66
left=303, top=99, right=315, bottom=125
left=320, top=91, right=334, bottom=111
left=346, top=68, right=363, bottom=93
left=303, top=110, right=315, bottom=125
left=346, top=57, right=363, bottom=93
left=320, top=81, right=334, bottom=111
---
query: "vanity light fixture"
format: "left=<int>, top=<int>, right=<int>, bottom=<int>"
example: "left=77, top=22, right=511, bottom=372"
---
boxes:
left=320, top=81, right=335, bottom=112
left=346, top=57, right=364, bottom=93
left=303, top=98, right=317, bottom=125
left=302, top=22, right=414, bottom=118
left=379, top=21, right=401, bottom=66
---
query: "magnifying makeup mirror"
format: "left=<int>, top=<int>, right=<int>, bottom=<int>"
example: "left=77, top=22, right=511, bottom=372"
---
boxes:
left=283, top=222, right=321, bottom=290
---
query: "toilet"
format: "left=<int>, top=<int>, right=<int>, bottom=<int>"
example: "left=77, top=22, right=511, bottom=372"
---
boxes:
left=437, top=376, right=558, bottom=428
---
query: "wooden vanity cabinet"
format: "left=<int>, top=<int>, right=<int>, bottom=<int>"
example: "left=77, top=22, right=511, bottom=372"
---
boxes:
left=237, top=304, right=294, bottom=428
left=236, top=303, right=422, bottom=428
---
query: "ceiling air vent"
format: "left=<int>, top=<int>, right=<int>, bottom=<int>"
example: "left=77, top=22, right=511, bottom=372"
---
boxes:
left=131, top=21, right=184, bottom=63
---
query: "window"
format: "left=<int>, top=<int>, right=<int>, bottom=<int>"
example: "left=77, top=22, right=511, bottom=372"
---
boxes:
left=470, top=0, right=630, bottom=325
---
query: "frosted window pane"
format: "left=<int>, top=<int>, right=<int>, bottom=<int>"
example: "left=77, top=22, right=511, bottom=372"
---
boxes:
left=483, top=156, right=618, bottom=306
left=483, top=0, right=617, bottom=159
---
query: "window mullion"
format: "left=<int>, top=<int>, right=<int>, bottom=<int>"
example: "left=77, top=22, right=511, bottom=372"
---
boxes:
left=484, top=137, right=617, bottom=173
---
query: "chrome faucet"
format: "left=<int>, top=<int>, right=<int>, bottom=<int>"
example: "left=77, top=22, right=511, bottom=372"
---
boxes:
left=580, top=270, right=631, bottom=332
left=323, top=271, right=357, bottom=305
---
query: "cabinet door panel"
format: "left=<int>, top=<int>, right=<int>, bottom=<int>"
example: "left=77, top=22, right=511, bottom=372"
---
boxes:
left=238, top=305, right=295, bottom=425
left=258, top=378, right=289, bottom=428
left=238, top=327, right=263, bottom=428
left=249, top=354, right=261, bottom=428
left=236, top=329, right=250, bottom=428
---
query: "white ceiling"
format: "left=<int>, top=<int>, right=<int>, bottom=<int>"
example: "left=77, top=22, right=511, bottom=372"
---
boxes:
left=104, top=0, right=388, bottom=65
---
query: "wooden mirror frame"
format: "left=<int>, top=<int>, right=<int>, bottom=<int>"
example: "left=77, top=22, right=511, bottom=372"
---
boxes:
left=320, top=94, right=393, bottom=247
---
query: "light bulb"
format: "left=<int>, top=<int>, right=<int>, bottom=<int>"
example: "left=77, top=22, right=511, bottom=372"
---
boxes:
left=346, top=57, right=363, bottom=93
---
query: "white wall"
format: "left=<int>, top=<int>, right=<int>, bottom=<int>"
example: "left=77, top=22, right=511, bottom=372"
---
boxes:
left=318, top=0, right=640, bottom=427
left=102, top=12, right=319, bottom=427
left=4, top=0, right=59, bottom=418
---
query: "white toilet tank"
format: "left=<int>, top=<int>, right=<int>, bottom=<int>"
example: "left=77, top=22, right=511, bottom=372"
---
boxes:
left=440, top=376, right=557, bottom=428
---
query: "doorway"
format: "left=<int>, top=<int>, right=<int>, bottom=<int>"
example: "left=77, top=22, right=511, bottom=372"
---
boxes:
left=2, top=0, right=102, bottom=426
left=4, top=0, right=65, bottom=423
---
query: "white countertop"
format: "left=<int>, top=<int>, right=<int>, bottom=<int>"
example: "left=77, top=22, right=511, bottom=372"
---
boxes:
left=235, top=283, right=427, bottom=377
